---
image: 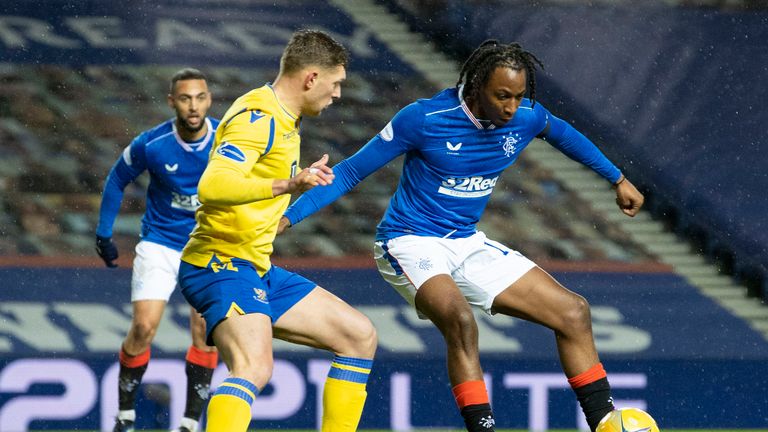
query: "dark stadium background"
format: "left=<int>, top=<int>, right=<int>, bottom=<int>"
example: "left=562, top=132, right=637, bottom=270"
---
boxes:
left=0, top=0, right=766, bottom=430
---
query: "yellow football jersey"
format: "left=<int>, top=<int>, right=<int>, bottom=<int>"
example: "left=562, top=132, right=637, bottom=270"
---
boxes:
left=182, top=85, right=301, bottom=274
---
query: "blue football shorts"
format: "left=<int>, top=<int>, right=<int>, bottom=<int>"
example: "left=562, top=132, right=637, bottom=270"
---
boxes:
left=179, top=256, right=316, bottom=345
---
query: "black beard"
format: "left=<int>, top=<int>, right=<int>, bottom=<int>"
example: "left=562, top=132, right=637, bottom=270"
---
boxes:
left=179, top=117, right=205, bottom=134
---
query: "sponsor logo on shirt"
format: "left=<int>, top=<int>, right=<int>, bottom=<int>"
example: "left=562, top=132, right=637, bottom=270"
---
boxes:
left=210, top=259, right=238, bottom=273
left=171, top=191, right=201, bottom=212
left=250, top=110, right=264, bottom=123
left=217, top=142, right=246, bottom=163
left=438, top=175, right=498, bottom=198
left=164, top=163, right=178, bottom=173
left=446, top=141, right=462, bottom=155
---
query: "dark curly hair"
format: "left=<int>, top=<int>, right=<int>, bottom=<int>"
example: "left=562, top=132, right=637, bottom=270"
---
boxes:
left=457, top=40, right=544, bottom=106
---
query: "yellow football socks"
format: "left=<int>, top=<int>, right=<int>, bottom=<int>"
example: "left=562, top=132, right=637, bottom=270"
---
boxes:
left=321, top=356, right=374, bottom=432
left=206, top=377, right=258, bottom=432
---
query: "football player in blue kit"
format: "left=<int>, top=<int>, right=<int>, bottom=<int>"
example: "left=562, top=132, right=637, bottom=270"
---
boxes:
left=95, top=68, right=220, bottom=432
left=281, top=40, right=645, bottom=432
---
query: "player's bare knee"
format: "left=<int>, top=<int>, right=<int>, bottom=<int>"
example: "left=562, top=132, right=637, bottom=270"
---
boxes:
left=439, top=309, right=478, bottom=346
left=129, top=320, right=158, bottom=345
left=560, top=293, right=592, bottom=334
left=340, top=315, right=377, bottom=357
left=356, top=318, right=377, bottom=357
left=232, top=358, right=273, bottom=389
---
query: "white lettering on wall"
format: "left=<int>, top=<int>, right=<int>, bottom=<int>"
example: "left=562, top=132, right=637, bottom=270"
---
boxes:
left=53, top=303, right=135, bottom=351
left=0, top=359, right=97, bottom=430
left=359, top=306, right=427, bottom=352
left=155, top=19, right=235, bottom=52
left=251, top=360, right=306, bottom=420
left=101, top=359, right=186, bottom=430
left=0, top=303, right=653, bottom=355
left=307, top=359, right=331, bottom=428
left=0, top=16, right=80, bottom=48
left=65, top=17, right=147, bottom=48
left=0, top=302, right=73, bottom=351
left=0, top=358, right=650, bottom=430
left=0, top=16, right=378, bottom=60
left=592, top=306, right=652, bottom=352
left=504, top=372, right=647, bottom=431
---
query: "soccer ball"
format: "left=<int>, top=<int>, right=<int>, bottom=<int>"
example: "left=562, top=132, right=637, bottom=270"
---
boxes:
left=596, top=408, right=659, bottom=432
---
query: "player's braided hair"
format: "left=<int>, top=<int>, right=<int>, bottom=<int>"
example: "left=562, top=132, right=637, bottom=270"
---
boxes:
left=457, top=40, right=544, bottom=106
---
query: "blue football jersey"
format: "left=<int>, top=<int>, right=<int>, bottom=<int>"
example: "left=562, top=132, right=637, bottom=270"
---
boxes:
left=375, top=88, right=549, bottom=239
left=284, top=87, right=620, bottom=241
left=96, top=117, right=220, bottom=251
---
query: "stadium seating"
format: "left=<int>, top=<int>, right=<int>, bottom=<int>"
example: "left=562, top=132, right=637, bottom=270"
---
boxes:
left=2, top=2, right=767, bottom=430
left=383, top=0, right=768, bottom=299
left=0, top=64, right=656, bottom=265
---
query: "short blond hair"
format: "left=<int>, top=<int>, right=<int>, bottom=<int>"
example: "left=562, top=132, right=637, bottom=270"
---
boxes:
left=279, top=29, right=348, bottom=75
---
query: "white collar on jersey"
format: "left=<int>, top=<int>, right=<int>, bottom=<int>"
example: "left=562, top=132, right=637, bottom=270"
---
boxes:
left=457, top=84, right=496, bottom=130
left=172, top=117, right=213, bottom=152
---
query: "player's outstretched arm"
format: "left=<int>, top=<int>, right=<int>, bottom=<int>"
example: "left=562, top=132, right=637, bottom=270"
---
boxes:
left=612, top=174, right=644, bottom=217
left=272, top=154, right=334, bottom=196
left=283, top=103, right=418, bottom=229
left=197, top=152, right=332, bottom=207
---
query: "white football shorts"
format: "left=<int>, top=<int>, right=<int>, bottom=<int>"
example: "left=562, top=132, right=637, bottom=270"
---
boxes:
left=131, top=240, right=182, bottom=302
left=374, top=231, right=536, bottom=316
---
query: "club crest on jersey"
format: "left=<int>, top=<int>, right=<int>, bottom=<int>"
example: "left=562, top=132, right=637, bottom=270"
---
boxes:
left=502, top=133, right=521, bottom=157
left=253, top=288, right=268, bottom=304
left=417, top=258, right=433, bottom=271
left=217, top=142, right=246, bottom=163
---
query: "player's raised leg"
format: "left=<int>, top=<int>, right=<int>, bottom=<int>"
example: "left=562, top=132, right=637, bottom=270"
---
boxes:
left=491, top=267, right=614, bottom=432
left=274, top=285, right=377, bottom=432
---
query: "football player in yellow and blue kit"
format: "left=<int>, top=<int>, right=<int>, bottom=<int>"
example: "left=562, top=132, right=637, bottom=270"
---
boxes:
left=178, top=30, right=377, bottom=432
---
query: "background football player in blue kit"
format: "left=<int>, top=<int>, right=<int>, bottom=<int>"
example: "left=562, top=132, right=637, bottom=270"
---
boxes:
left=95, top=68, right=220, bottom=432
left=281, top=40, right=645, bottom=432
